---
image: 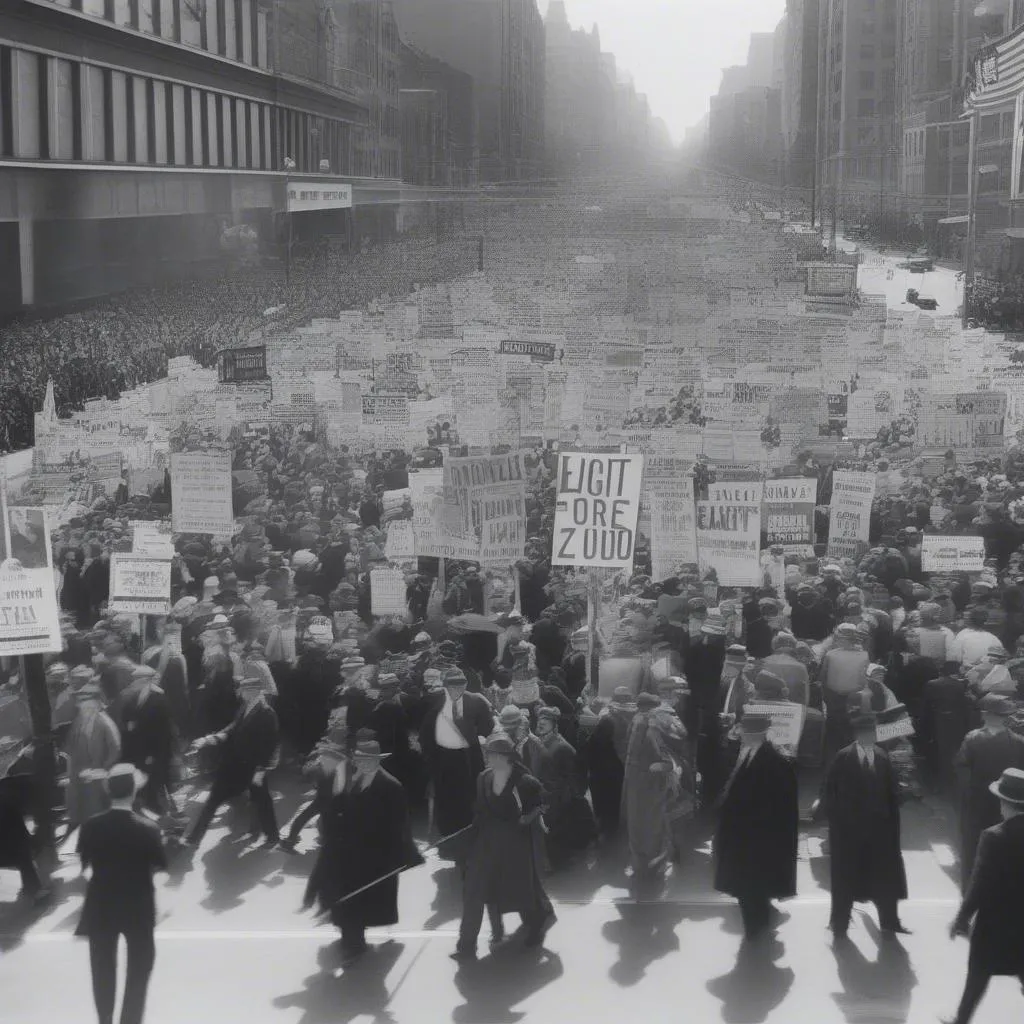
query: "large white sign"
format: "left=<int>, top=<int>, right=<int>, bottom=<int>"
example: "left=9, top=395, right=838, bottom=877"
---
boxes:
left=286, top=184, right=353, bottom=212
left=370, top=568, right=409, bottom=618
left=827, top=470, right=876, bottom=560
left=131, top=520, right=174, bottom=559
left=552, top=453, right=644, bottom=569
left=743, top=702, right=805, bottom=757
left=110, top=554, right=172, bottom=616
left=921, top=535, right=986, bottom=573
left=0, top=500, right=62, bottom=656
left=650, top=476, right=698, bottom=581
left=695, top=496, right=762, bottom=587
left=170, top=452, right=234, bottom=536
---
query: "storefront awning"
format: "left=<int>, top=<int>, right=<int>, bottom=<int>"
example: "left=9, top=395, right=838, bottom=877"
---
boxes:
left=938, top=215, right=969, bottom=225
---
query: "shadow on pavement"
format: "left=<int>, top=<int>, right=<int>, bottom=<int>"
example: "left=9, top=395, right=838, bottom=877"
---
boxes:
left=451, top=946, right=564, bottom=1024
left=602, top=897, right=708, bottom=987
left=198, top=840, right=285, bottom=913
left=272, top=938, right=405, bottom=1024
left=421, top=864, right=463, bottom=931
left=706, top=935, right=796, bottom=1024
left=830, top=918, right=918, bottom=1024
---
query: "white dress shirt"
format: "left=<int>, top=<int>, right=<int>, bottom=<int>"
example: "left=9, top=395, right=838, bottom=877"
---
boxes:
left=435, top=694, right=470, bottom=750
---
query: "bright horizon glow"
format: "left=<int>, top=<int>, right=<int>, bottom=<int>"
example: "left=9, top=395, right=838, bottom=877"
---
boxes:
left=538, top=0, right=787, bottom=145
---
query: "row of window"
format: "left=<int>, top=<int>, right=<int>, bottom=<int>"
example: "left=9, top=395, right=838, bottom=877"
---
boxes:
left=0, top=46, right=356, bottom=175
left=46, top=0, right=270, bottom=71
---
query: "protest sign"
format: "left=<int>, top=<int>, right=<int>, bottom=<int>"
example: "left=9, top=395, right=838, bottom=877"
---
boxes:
left=921, top=535, right=986, bottom=573
left=109, top=555, right=172, bottom=616
left=409, top=469, right=478, bottom=560
left=876, top=716, right=916, bottom=742
left=743, top=703, right=805, bottom=756
left=475, top=484, right=527, bottom=565
left=649, top=476, right=698, bottom=582
left=763, top=477, right=817, bottom=548
left=827, top=470, right=876, bottom=560
left=370, top=568, right=409, bottom=618
left=0, top=500, right=62, bottom=656
left=696, top=495, right=762, bottom=587
left=170, top=452, right=233, bottom=536
left=131, top=520, right=175, bottom=559
left=384, top=520, right=416, bottom=561
left=551, top=453, right=644, bottom=569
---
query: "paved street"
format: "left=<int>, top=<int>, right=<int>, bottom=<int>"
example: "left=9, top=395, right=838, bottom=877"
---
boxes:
left=1, top=773, right=1020, bottom=1024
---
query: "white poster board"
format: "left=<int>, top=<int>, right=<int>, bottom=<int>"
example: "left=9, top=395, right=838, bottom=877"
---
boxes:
left=649, top=476, right=698, bottom=581
left=551, top=452, right=644, bottom=569
left=876, top=716, right=916, bottom=743
left=170, top=451, right=234, bottom=536
left=920, top=535, right=985, bottom=573
left=109, top=554, right=172, bottom=616
left=695, top=495, right=763, bottom=587
left=826, top=470, right=876, bottom=560
left=370, top=568, right=409, bottom=618
left=0, top=501, right=62, bottom=656
left=131, top=520, right=175, bottom=559
left=384, top=520, right=416, bottom=561
left=743, top=702, right=805, bottom=757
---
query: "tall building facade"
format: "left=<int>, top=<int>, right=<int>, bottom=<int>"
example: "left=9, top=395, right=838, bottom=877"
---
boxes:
left=390, top=0, right=545, bottom=181
left=816, top=0, right=899, bottom=225
left=780, top=0, right=819, bottom=190
left=0, top=0, right=373, bottom=314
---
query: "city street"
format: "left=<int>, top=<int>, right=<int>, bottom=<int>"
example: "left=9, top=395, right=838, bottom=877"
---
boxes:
left=1, top=774, right=1020, bottom=1024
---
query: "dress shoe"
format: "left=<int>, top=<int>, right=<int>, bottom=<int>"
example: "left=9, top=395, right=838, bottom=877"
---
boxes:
left=259, top=837, right=280, bottom=851
left=524, top=911, right=557, bottom=948
left=882, top=923, right=912, bottom=936
left=449, top=948, right=477, bottom=963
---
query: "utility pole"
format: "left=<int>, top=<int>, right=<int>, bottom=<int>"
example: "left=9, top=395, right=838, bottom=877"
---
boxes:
left=963, top=110, right=978, bottom=329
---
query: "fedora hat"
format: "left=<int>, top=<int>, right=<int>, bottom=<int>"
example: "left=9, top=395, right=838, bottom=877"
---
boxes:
left=498, top=705, right=525, bottom=728
left=990, top=767, right=1024, bottom=805
left=105, top=762, right=148, bottom=799
left=442, top=667, right=468, bottom=688
left=353, top=738, right=388, bottom=759
left=978, top=694, right=1015, bottom=717
left=485, top=734, right=516, bottom=757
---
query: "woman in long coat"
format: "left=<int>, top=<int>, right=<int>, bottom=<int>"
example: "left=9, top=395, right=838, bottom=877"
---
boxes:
left=451, top=734, right=556, bottom=962
left=64, top=683, right=121, bottom=832
left=713, top=716, right=799, bottom=938
left=304, top=738, right=422, bottom=964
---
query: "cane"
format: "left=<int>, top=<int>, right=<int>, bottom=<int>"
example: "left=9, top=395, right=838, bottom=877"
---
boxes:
left=313, top=823, right=475, bottom=914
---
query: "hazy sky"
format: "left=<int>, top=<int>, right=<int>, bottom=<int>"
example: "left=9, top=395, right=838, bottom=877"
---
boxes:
left=538, top=0, right=787, bottom=144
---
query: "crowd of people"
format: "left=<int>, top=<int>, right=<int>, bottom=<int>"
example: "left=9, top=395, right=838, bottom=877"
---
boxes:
left=1, top=417, right=1024, bottom=1022
left=0, top=231, right=478, bottom=453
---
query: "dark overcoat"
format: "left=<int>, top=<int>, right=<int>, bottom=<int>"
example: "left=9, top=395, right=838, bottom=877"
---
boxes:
left=463, top=765, right=548, bottom=916
left=305, top=769, right=422, bottom=930
left=116, top=686, right=177, bottom=786
left=714, top=741, right=799, bottom=900
left=819, top=744, right=908, bottom=906
left=957, top=814, right=1024, bottom=976
left=213, top=702, right=279, bottom=797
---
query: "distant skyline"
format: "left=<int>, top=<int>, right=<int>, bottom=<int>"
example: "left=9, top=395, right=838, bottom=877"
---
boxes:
left=537, top=0, right=788, bottom=144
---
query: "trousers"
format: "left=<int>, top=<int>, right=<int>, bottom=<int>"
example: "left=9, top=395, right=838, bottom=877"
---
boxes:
left=738, top=894, right=773, bottom=937
left=88, top=928, right=156, bottom=1024
left=186, top=775, right=279, bottom=845
left=951, top=967, right=1024, bottom=1024
left=829, top=895, right=900, bottom=934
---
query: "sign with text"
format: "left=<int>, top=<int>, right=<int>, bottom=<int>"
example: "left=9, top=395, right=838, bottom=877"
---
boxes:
left=552, top=453, right=644, bottom=568
left=110, top=554, right=172, bottom=616
left=743, top=702, right=805, bottom=757
left=218, top=346, right=267, bottom=384
left=763, top=477, right=817, bottom=548
left=131, top=520, right=175, bottom=559
left=286, top=184, right=353, bottom=212
left=499, top=340, right=557, bottom=362
left=826, top=470, right=876, bottom=560
left=0, top=502, right=62, bottom=656
left=370, top=568, right=409, bottom=618
left=475, top=484, right=527, bottom=565
left=920, top=535, right=986, bottom=573
left=696, top=494, right=762, bottom=587
left=170, top=452, right=234, bottom=536
left=650, top=476, right=698, bottom=582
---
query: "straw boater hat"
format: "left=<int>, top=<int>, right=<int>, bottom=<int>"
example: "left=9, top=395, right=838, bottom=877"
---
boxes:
left=340, top=656, right=365, bottom=673
left=990, top=767, right=1024, bottom=806
left=701, top=612, right=727, bottom=636
left=411, top=631, right=432, bottom=650
left=105, top=763, right=148, bottom=799
left=611, top=686, right=634, bottom=703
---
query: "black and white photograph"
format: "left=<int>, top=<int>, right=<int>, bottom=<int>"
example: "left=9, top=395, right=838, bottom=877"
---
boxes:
left=4, top=0, right=1024, bottom=1022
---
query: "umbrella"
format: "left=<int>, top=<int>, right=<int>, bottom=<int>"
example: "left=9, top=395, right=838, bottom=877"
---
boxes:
left=446, top=613, right=505, bottom=635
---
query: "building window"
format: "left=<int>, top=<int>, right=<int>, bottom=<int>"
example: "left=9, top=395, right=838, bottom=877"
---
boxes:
left=859, top=70, right=875, bottom=90
left=857, top=98, right=875, bottom=117
left=171, top=82, right=186, bottom=164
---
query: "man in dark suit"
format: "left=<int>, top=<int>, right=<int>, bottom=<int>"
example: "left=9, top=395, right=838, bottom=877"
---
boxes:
left=813, top=710, right=910, bottom=939
left=714, top=714, right=799, bottom=939
left=303, top=734, right=423, bottom=966
left=954, top=693, right=1024, bottom=890
left=418, top=667, right=495, bottom=865
left=115, top=666, right=179, bottom=823
left=183, top=676, right=281, bottom=850
left=76, top=763, right=167, bottom=1024
left=944, top=767, right=1024, bottom=1024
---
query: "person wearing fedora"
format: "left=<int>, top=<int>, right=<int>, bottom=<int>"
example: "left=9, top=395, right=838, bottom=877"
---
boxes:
left=65, top=681, right=122, bottom=838
left=303, top=732, right=423, bottom=966
left=281, top=726, right=348, bottom=852
left=812, top=710, right=910, bottom=940
left=182, top=676, right=281, bottom=851
left=419, top=667, right=494, bottom=866
left=451, top=734, right=556, bottom=963
left=687, top=612, right=730, bottom=813
left=944, top=767, right=1024, bottom=1024
left=75, top=763, right=168, bottom=1024
left=954, top=693, right=1024, bottom=890
left=713, top=714, right=798, bottom=940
